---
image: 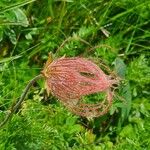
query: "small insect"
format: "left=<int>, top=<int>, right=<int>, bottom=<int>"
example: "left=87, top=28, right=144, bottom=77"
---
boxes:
left=41, top=54, right=119, bottom=118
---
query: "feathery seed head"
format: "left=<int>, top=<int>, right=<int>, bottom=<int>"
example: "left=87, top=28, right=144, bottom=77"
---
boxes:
left=42, top=56, right=119, bottom=117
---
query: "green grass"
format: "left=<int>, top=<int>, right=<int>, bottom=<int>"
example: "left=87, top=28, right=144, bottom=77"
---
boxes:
left=0, top=0, right=150, bottom=149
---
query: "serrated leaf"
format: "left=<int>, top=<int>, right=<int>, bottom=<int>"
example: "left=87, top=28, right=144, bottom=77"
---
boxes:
left=85, top=131, right=96, bottom=143
left=114, top=57, right=126, bottom=78
left=119, top=82, right=132, bottom=125
left=78, top=26, right=95, bottom=38
left=114, top=58, right=132, bottom=126
left=13, top=8, right=29, bottom=27
left=119, top=124, right=135, bottom=138
left=6, top=29, right=17, bottom=44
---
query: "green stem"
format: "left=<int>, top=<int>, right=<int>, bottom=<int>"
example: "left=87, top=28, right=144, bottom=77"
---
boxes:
left=0, top=74, right=43, bottom=129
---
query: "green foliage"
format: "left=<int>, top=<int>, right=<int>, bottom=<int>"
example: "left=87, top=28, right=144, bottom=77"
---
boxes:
left=0, top=101, right=82, bottom=150
left=128, top=55, right=150, bottom=86
left=0, top=0, right=150, bottom=149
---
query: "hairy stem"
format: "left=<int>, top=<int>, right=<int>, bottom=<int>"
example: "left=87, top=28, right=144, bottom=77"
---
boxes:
left=0, top=74, right=43, bottom=129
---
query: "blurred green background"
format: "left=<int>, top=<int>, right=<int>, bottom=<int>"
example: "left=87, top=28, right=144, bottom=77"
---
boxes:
left=0, top=0, right=150, bottom=149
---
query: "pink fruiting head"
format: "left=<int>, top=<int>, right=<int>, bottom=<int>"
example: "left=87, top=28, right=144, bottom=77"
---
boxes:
left=42, top=56, right=118, bottom=117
